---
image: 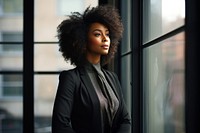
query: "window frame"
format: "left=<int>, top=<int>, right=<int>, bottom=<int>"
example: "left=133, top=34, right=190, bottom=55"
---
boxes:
left=0, top=32, right=23, bottom=54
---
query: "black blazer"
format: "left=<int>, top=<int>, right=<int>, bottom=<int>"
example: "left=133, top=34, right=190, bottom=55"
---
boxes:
left=52, top=66, right=131, bottom=133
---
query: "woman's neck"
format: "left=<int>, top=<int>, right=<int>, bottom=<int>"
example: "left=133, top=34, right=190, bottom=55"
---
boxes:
left=86, top=54, right=101, bottom=64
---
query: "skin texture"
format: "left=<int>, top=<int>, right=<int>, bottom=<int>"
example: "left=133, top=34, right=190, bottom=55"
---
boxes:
left=86, top=22, right=111, bottom=64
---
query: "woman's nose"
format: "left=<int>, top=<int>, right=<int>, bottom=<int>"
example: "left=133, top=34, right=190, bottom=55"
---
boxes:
left=102, top=35, right=108, bottom=42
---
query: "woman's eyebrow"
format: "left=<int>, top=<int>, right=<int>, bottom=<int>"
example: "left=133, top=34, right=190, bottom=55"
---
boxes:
left=92, top=29, right=109, bottom=32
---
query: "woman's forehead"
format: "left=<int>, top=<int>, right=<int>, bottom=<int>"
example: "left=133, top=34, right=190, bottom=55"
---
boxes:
left=89, top=22, right=109, bottom=31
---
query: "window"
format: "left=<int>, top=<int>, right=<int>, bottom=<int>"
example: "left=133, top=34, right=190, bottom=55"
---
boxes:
left=143, top=0, right=185, bottom=43
left=120, top=0, right=132, bottom=116
left=0, top=0, right=23, bottom=132
left=0, top=32, right=23, bottom=71
left=0, top=0, right=23, bottom=15
left=1, top=74, right=22, bottom=97
left=0, top=32, right=23, bottom=52
left=57, top=0, right=85, bottom=15
left=119, top=0, right=186, bottom=132
left=142, top=0, right=185, bottom=133
left=143, top=33, right=185, bottom=133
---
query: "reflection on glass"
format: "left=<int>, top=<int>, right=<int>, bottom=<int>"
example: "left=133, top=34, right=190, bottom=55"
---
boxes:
left=121, top=0, right=131, bottom=54
left=121, top=55, right=132, bottom=114
left=143, top=32, right=185, bottom=133
left=143, top=0, right=185, bottom=43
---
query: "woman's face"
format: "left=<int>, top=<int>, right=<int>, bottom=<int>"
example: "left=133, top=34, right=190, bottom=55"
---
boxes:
left=86, top=22, right=110, bottom=57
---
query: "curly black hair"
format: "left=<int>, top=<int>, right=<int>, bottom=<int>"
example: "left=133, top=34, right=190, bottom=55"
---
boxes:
left=57, top=5, right=123, bottom=66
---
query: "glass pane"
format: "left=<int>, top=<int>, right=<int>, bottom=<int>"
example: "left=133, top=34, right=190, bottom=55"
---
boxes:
left=0, top=0, right=23, bottom=132
left=121, top=0, right=131, bottom=54
left=121, top=54, right=132, bottom=114
left=57, top=0, right=85, bottom=15
left=2, top=44, right=22, bottom=51
left=143, top=0, right=185, bottom=43
left=34, top=44, right=75, bottom=71
left=0, top=32, right=23, bottom=52
left=34, top=0, right=98, bottom=42
left=2, top=74, right=22, bottom=96
left=0, top=74, right=23, bottom=132
left=34, top=74, right=59, bottom=133
left=143, top=32, right=185, bottom=133
left=1, top=0, right=23, bottom=14
left=2, top=32, right=23, bottom=42
left=0, top=44, right=23, bottom=70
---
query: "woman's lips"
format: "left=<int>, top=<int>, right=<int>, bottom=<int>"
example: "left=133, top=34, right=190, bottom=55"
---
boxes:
left=101, top=44, right=109, bottom=49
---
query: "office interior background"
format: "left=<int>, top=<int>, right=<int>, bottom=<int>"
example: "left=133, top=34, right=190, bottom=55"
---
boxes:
left=0, top=0, right=199, bottom=133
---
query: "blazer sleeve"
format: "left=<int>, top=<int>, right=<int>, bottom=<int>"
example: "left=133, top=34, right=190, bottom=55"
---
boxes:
left=112, top=72, right=132, bottom=133
left=52, top=71, right=76, bottom=133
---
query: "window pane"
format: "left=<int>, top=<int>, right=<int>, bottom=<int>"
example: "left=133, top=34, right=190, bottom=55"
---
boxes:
left=2, top=74, right=22, bottom=96
left=34, top=74, right=59, bottom=133
left=34, top=44, right=75, bottom=71
left=2, top=32, right=22, bottom=42
left=0, top=0, right=23, bottom=14
left=121, top=55, right=132, bottom=114
left=1, top=44, right=22, bottom=51
left=34, top=0, right=98, bottom=42
left=121, top=0, right=131, bottom=54
left=1, top=32, right=23, bottom=51
left=143, top=32, right=185, bottom=133
left=0, top=74, right=23, bottom=132
left=143, top=0, right=185, bottom=43
left=0, top=44, right=23, bottom=70
left=0, top=0, right=23, bottom=132
left=57, top=0, right=85, bottom=15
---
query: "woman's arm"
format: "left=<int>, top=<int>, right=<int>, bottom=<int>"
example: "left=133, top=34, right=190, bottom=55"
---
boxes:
left=112, top=73, right=132, bottom=133
left=52, top=71, right=76, bottom=133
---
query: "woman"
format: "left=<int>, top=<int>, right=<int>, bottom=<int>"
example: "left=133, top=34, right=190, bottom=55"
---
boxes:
left=52, top=5, right=131, bottom=133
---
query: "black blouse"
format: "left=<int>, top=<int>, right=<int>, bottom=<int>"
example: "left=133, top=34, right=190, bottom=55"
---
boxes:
left=85, top=62, right=119, bottom=133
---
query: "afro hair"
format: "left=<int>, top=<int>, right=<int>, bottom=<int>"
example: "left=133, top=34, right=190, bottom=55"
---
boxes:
left=57, top=5, right=123, bottom=66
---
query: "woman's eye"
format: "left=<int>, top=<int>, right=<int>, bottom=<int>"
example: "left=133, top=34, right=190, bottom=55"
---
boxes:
left=94, top=33, right=101, bottom=37
left=106, top=33, right=110, bottom=37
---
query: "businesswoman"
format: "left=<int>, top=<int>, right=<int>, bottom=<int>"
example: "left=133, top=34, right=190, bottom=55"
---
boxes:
left=52, top=5, right=131, bottom=133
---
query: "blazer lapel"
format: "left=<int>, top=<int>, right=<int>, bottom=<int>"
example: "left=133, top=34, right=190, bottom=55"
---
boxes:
left=78, top=67, right=102, bottom=133
left=78, top=67, right=99, bottom=101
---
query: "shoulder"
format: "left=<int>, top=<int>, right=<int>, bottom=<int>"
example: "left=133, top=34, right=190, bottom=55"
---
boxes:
left=59, top=67, right=80, bottom=80
left=58, top=67, right=82, bottom=91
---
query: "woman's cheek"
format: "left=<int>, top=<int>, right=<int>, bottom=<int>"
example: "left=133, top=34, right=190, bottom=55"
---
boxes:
left=88, top=38, right=100, bottom=46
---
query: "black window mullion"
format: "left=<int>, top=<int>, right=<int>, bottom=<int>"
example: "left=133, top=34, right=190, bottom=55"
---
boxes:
left=131, top=0, right=142, bottom=132
left=23, top=0, right=34, bottom=132
left=185, top=0, right=200, bottom=132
